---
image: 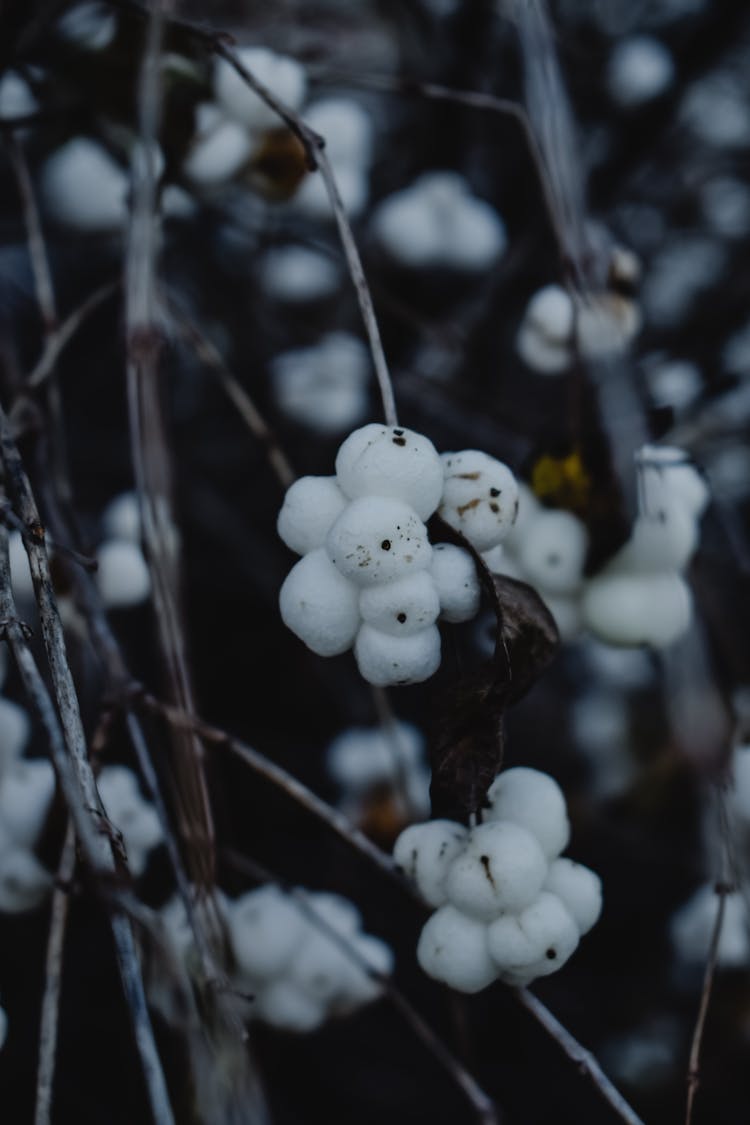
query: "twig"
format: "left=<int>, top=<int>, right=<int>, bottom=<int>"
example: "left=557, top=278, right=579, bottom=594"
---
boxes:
left=34, top=823, right=77, bottom=1125
left=0, top=426, right=175, bottom=1125
left=205, top=37, right=399, bottom=428
left=685, top=784, right=734, bottom=1125
left=311, top=69, right=566, bottom=269
left=223, top=849, right=499, bottom=1125
left=166, top=296, right=295, bottom=489
left=5, top=136, right=57, bottom=333
left=142, top=694, right=412, bottom=892
left=125, top=0, right=217, bottom=894
left=27, top=280, right=120, bottom=389
left=517, top=990, right=646, bottom=1125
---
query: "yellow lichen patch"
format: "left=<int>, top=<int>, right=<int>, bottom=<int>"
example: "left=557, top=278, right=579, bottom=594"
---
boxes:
left=531, top=449, right=592, bottom=513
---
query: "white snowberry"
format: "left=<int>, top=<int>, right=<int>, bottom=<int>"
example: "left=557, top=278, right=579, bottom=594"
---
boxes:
left=102, top=492, right=141, bottom=544
left=271, top=333, right=369, bottom=435
left=608, top=510, right=697, bottom=574
left=516, top=285, right=574, bottom=375
left=359, top=571, right=440, bottom=637
left=483, top=767, right=570, bottom=860
left=253, top=977, right=327, bottom=1032
left=393, top=820, right=469, bottom=908
left=444, top=820, right=548, bottom=921
left=183, top=116, right=253, bottom=186
left=671, top=884, right=749, bottom=968
left=326, top=497, right=432, bottom=587
left=430, top=544, right=481, bottom=623
left=544, top=858, right=603, bottom=935
left=581, top=571, right=692, bottom=648
left=372, top=172, right=506, bottom=272
left=637, top=444, right=710, bottom=520
left=0, top=836, right=51, bottom=913
left=213, top=47, right=307, bottom=132
left=96, top=540, right=151, bottom=608
left=354, top=623, right=441, bottom=686
left=259, top=246, right=340, bottom=304
left=42, top=138, right=127, bottom=231
left=439, top=451, right=519, bottom=552
left=279, top=548, right=360, bottom=657
left=0, top=759, right=55, bottom=849
left=97, top=766, right=162, bottom=877
left=486, top=891, right=580, bottom=986
left=416, top=904, right=498, bottom=993
left=327, top=722, right=425, bottom=794
left=277, top=476, right=349, bottom=556
left=517, top=510, right=588, bottom=596
left=335, top=424, right=444, bottom=521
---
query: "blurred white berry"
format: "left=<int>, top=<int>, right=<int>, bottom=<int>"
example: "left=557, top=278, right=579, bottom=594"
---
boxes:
left=483, top=767, right=570, bottom=860
left=277, top=476, right=348, bottom=556
left=417, top=904, right=498, bottom=993
left=354, top=623, right=441, bottom=686
left=279, top=548, right=360, bottom=657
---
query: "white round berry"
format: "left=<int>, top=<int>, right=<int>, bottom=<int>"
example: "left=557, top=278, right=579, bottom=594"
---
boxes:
left=671, top=884, right=749, bottom=968
left=302, top=98, right=374, bottom=169
left=327, top=722, right=424, bottom=792
left=486, top=891, right=580, bottom=985
left=42, top=138, right=127, bottom=231
left=294, top=164, right=369, bottom=220
left=444, top=821, right=548, bottom=921
left=0, top=71, right=37, bottom=119
left=304, top=891, right=362, bottom=936
left=517, top=510, right=588, bottom=595
left=253, top=978, right=327, bottom=1032
left=287, top=927, right=352, bottom=1005
left=544, top=858, right=603, bottom=935
left=0, top=839, right=52, bottom=913
left=483, top=768, right=570, bottom=860
left=430, top=544, right=481, bottom=623
left=277, top=476, right=349, bottom=556
left=638, top=445, right=709, bottom=520
left=609, top=510, right=697, bottom=574
left=96, top=540, right=151, bottom=607
left=229, top=885, right=306, bottom=981
left=393, top=820, right=469, bottom=908
left=354, top=623, right=441, bottom=686
left=97, top=766, right=162, bottom=877
left=416, top=904, right=497, bottom=993
left=582, top=571, right=692, bottom=648
left=0, top=759, right=55, bottom=849
left=607, top=36, right=674, bottom=108
left=516, top=322, right=571, bottom=375
left=260, top=246, right=340, bottom=303
left=359, top=571, right=440, bottom=637
left=439, top=451, right=519, bottom=552
left=280, top=548, right=360, bottom=657
left=326, top=496, right=432, bottom=587
left=526, top=285, right=575, bottom=344
left=271, top=334, right=369, bottom=435
left=183, top=117, right=253, bottom=186
left=102, top=492, right=141, bottom=544
left=575, top=294, right=642, bottom=359
left=335, top=425, right=444, bottom=521
left=213, top=47, right=307, bottom=132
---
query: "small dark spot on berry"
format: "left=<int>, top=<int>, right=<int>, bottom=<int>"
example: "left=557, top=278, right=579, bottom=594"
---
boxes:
left=546, top=553, right=560, bottom=566
left=397, top=612, right=407, bottom=623
left=545, top=948, right=556, bottom=960
left=393, top=429, right=404, bottom=436
left=381, top=540, right=391, bottom=551
left=393, top=436, right=407, bottom=446
left=490, top=503, right=499, bottom=513
left=490, top=487, right=500, bottom=497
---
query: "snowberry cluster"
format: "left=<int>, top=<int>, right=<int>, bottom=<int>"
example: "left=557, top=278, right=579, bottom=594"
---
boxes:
left=582, top=445, right=708, bottom=647
left=393, top=768, right=602, bottom=992
left=485, top=483, right=589, bottom=640
left=227, top=885, right=393, bottom=1032
left=372, top=171, right=506, bottom=272
left=278, top=424, right=519, bottom=685
left=517, top=269, right=641, bottom=375
left=490, top=444, right=708, bottom=648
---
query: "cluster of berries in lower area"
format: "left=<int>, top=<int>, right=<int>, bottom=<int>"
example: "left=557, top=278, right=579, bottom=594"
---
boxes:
left=162, top=885, right=392, bottom=1033
left=278, top=423, right=519, bottom=685
left=393, top=768, right=602, bottom=992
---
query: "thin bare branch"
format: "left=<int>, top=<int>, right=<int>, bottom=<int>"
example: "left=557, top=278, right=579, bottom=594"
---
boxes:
left=142, top=694, right=411, bottom=892
left=34, top=823, right=76, bottom=1125
left=0, top=424, right=175, bottom=1125
left=27, top=280, right=120, bottom=389
left=5, top=135, right=57, bottom=332
left=167, top=297, right=296, bottom=489
left=207, top=38, right=399, bottom=428
left=224, top=848, right=499, bottom=1125
left=124, top=0, right=217, bottom=894
left=516, top=990, right=646, bottom=1125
